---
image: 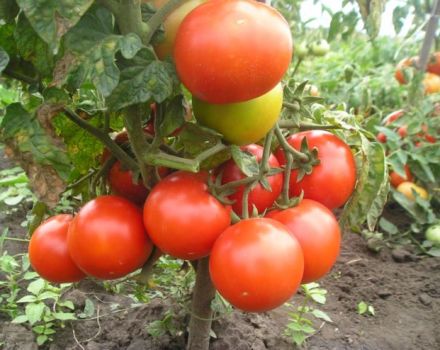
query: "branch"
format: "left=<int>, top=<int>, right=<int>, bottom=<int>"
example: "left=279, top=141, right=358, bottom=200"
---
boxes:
left=3, top=67, right=39, bottom=86
left=274, top=123, right=309, bottom=162
left=96, top=0, right=120, bottom=15
left=278, top=120, right=343, bottom=131
left=416, top=0, right=440, bottom=71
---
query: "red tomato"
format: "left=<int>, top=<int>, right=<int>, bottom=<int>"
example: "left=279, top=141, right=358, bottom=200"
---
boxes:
left=174, top=0, right=292, bottom=103
left=264, top=209, right=282, bottom=219
left=271, top=199, right=341, bottom=283
left=427, top=52, right=440, bottom=76
left=220, top=144, right=283, bottom=216
left=389, top=165, right=413, bottom=188
left=398, top=125, right=408, bottom=138
left=376, top=132, right=387, bottom=143
left=209, top=218, right=304, bottom=312
left=275, top=131, right=356, bottom=210
left=423, top=73, right=440, bottom=95
left=68, top=196, right=152, bottom=279
left=395, top=57, right=415, bottom=84
left=29, top=215, right=85, bottom=283
left=384, top=109, right=405, bottom=126
left=143, top=171, right=231, bottom=260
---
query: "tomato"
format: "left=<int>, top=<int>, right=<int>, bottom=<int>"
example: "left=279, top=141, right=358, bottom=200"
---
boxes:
left=398, top=125, right=408, bottom=138
left=193, top=83, right=282, bottom=145
left=396, top=181, right=428, bottom=201
left=383, top=109, right=405, bottom=126
left=275, top=131, right=356, bottom=210
left=295, top=42, right=309, bottom=59
left=209, top=218, right=304, bottom=312
left=174, top=0, right=292, bottom=103
left=425, top=224, right=440, bottom=245
left=423, top=73, right=440, bottom=95
left=152, top=0, right=205, bottom=60
left=143, top=171, right=231, bottom=260
left=310, top=39, right=330, bottom=57
left=271, top=199, right=340, bottom=283
left=306, top=84, right=319, bottom=97
left=68, top=196, right=152, bottom=279
left=395, top=57, right=416, bottom=84
left=376, top=132, right=387, bottom=143
left=29, top=215, right=85, bottom=283
left=427, top=52, right=440, bottom=76
left=220, top=144, right=283, bottom=216
left=389, top=165, right=413, bottom=188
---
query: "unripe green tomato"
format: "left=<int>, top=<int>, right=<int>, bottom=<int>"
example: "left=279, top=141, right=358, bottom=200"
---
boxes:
left=310, top=40, right=330, bottom=57
left=344, top=65, right=354, bottom=82
left=193, top=83, right=283, bottom=146
left=295, top=42, right=309, bottom=59
left=425, top=224, right=440, bottom=246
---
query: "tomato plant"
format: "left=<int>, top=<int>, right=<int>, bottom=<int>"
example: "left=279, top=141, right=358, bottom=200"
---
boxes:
left=68, top=196, right=153, bottom=279
left=220, top=144, right=283, bottom=216
left=193, top=83, right=282, bottom=146
left=275, top=130, right=357, bottom=210
left=209, top=218, right=304, bottom=312
left=29, top=214, right=85, bottom=283
left=174, top=0, right=292, bottom=103
left=143, top=171, right=231, bottom=260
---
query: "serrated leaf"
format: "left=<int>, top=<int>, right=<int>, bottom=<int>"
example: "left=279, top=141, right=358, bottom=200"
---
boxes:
left=339, top=134, right=388, bottom=232
left=312, top=309, right=332, bottom=322
left=0, top=47, right=9, bottom=73
left=64, top=7, right=142, bottom=97
left=27, top=279, right=46, bottom=295
left=25, top=303, right=46, bottom=324
left=16, top=0, right=94, bottom=52
left=231, top=146, right=259, bottom=177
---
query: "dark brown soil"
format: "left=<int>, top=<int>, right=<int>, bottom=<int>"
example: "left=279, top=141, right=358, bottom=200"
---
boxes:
left=1, top=152, right=440, bottom=350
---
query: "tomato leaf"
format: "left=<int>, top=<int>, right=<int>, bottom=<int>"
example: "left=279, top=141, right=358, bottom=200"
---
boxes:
left=0, top=47, right=9, bottom=73
left=0, top=0, right=19, bottom=23
left=391, top=191, right=435, bottom=225
left=158, top=95, right=186, bottom=137
left=231, top=146, right=259, bottom=177
left=339, top=134, right=389, bottom=232
left=16, top=0, right=94, bottom=52
left=64, top=7, right=142, bottom=97
left=176, top=122, right=223, bottom=158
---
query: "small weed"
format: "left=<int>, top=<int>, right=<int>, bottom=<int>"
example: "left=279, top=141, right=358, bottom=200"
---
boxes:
left=357, top=301, right=375, bottom=316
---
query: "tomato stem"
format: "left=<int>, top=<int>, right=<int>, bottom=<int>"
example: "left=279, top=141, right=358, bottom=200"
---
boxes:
left=241, top=182, right=255, bottom=219
left=281, top=152, right=293, bottom=204
left=91, top=156, right=116, bottom=195
left=187, top=257, right=216, bottom=350
left=292, top=57, right=303, bottom=77
left=135, top=247, right=163, bottom=284
left=275, top=123, right=309, bottom=162
left=278, top=120, right=345, bottom=131
left=260, top=128, right=274, bottom=175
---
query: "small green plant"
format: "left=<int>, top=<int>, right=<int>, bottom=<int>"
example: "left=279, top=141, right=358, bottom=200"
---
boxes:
left=146, top=310, right=182, bottom=338
left=283, top=283, right=333, bottom=346
left=357, top=301, right=375, bottom=316
left=0, top=166, right=34, bottom=211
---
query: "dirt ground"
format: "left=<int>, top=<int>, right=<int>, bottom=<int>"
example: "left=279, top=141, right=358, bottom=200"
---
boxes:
left=1, top=153, right=439, bottom=350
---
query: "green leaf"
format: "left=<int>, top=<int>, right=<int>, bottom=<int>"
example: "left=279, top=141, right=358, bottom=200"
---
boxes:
left=328, top=12, right=342, bottom=42
left=378, top=217, right=398, bottom=235
left=312, top=309, right=332, bottom=323
left=427, top=247, right=440, bottom=257
left=340, top=135, right=389, bottom=232
left=1, top=103, right=71, bottom=179
left=53, top=312, right=76, bottom=320
left=78, top=298, right=95, bottom=318
left=0, top=47, right=9, bottom=73
left=291, top=331, right=307, bottom=346
left=392, top=191, right=435, bottom=225
left=392, top=6, right=408, bottom=34
left=27, top=279, right=46, bottom=295
left=16, top=0, right=94, bottom=52
left=357, top=301, right=367, bottom=314
left=176, top=122, right=222, bottom=158
left=356, top=0, right=385, bottom=40
left=36, top=335, right=48, bottom=346
left=158, top=96, right=186, bottom=137
left=0, top=0, right=19, bottom=23
left=14, top=14, right=54, bottom=77
left=230, top=146, right=259, bottom=177
left=64, top=7, right=142, bottom=96
left=12, top=315, right=28, bottom=324
left=25, top=302, right=46, bottom=324
left=60, top=300, right=75, bottom=310
left=38, top=291, right=59, bottom=301
left=310, top=293, right=326, bottom=305
left=17, top=295, right=38, bottom=303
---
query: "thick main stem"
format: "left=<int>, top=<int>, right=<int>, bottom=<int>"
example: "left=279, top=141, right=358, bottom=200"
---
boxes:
left=417, top=0, right=440, bottom=70
left=187, top=257, right=216, bottom=350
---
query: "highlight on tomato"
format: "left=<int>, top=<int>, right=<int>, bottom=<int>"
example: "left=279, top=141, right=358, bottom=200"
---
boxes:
left=275, top=130, right=357, bottom=210
left=143, top=171, right=231, bottom=260
left=271, top=199, right=341, bottom=284
left=68, top=195, right=153, bottom=279
left=174, top=0, right=292, bottom=103
left=29, top=214, right=86, bottom=283
left=209, top=218, right=304, bottom=312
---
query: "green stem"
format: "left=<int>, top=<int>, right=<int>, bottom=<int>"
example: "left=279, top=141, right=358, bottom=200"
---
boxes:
left=278, top=120, right=343, bottom=131
left=281, top=153, right=293, bottom=204
left=63, top=108, right=138, bottom=171
left=241, top=182, right=255, bottom=219
left=96, top=0, right=120, bottom=15
left=216, top=175, right=261, bottom=192
left=92, top=156, right=116, bottom=194
left=28, top=201, right=47, bottom=236
left=3, top=67, right=39, bottom=86
left=259, top=128, right=274, bottom=174
left=135, top=247, right=163, bottom=284
left=274, top=123, right=309, bottom=162
left=3, top=237, right=30, bottom=243
left=195, top=143, right=228, bottom=163
left=283, top=101, right=301, bottom=112
left=65, top=170, right=97, bottom=191
left=292, top=57, right=303, bottom=76
left=117, top=0, right=148, bottom=39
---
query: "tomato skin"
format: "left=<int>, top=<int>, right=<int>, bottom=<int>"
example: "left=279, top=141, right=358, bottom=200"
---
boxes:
left=193, top=83, right=282, bottom=146
left=398, top=125, right=408, bottom=138
left=29, top=215, right=85, bottom=283
left=376, top=132, right=387, bottom=143
left=271, top=199, right=340, bottom=283
left=209, top=218, right=304, bottom=312
left=174, top=0, right=292, bottom=103
left=396, top=181, right=428, bottom=201
left=220, top=144, right=283, bottom=216
left=384, top=109, right=405, bottom=126
left=310, top=40, right=330, bottom=57
left=423, top=73, right=440, bottom=95
left=68, top=196, right=152, bottom=279
left=426, top=224, right=440, bottom=245
left=143, top=171, right=231, bottom=260
left=427, top=52, right=440, bottom=76
left=389, top=165, right=413, bottom=188
left=275, top=131, right=356, bottom=210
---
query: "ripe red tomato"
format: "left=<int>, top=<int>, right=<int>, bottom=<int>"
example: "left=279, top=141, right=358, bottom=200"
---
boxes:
left=384, top=109, right=405, bottom=126
left=29, top=215, right=85, bottom=283
left=398, top=125, right=408, bottom=138
left=68, top=196, right=152, bottom=279
left=275, top=131, right=356, bottom=210
left=389, top=165, right=413, bottom=188
left=143, top=171, right=231, bottom=260
left=395, top=57, right=415, bottom=84
left=376, top=132, right=387, bottom=143
left=427, top=52, right=440, bottom=76
left=220, top=144, right=283, bottom=216
left=271, top=199, right=341, bottom=283
left=174, top=0, right=292, bottom=103
left=209, top=218, right=304, bottom=312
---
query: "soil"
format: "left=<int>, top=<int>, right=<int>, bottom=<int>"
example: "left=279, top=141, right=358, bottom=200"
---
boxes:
left=1, top=152, right=439, bottom=350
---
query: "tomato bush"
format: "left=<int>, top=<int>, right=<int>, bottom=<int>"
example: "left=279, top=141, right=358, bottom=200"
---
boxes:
left=275, top=130, right=357, bottom=210
left=68, top=196, right=153, bottom=279
left=174, top=0, right=292, bottom=103
left=29, top=214, right=85, bottom=283
left=209, top=218, right=304, bottom=312
left=271, top=199, right=341, bottom=284
left=143, top=171, right=231, bottom=260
